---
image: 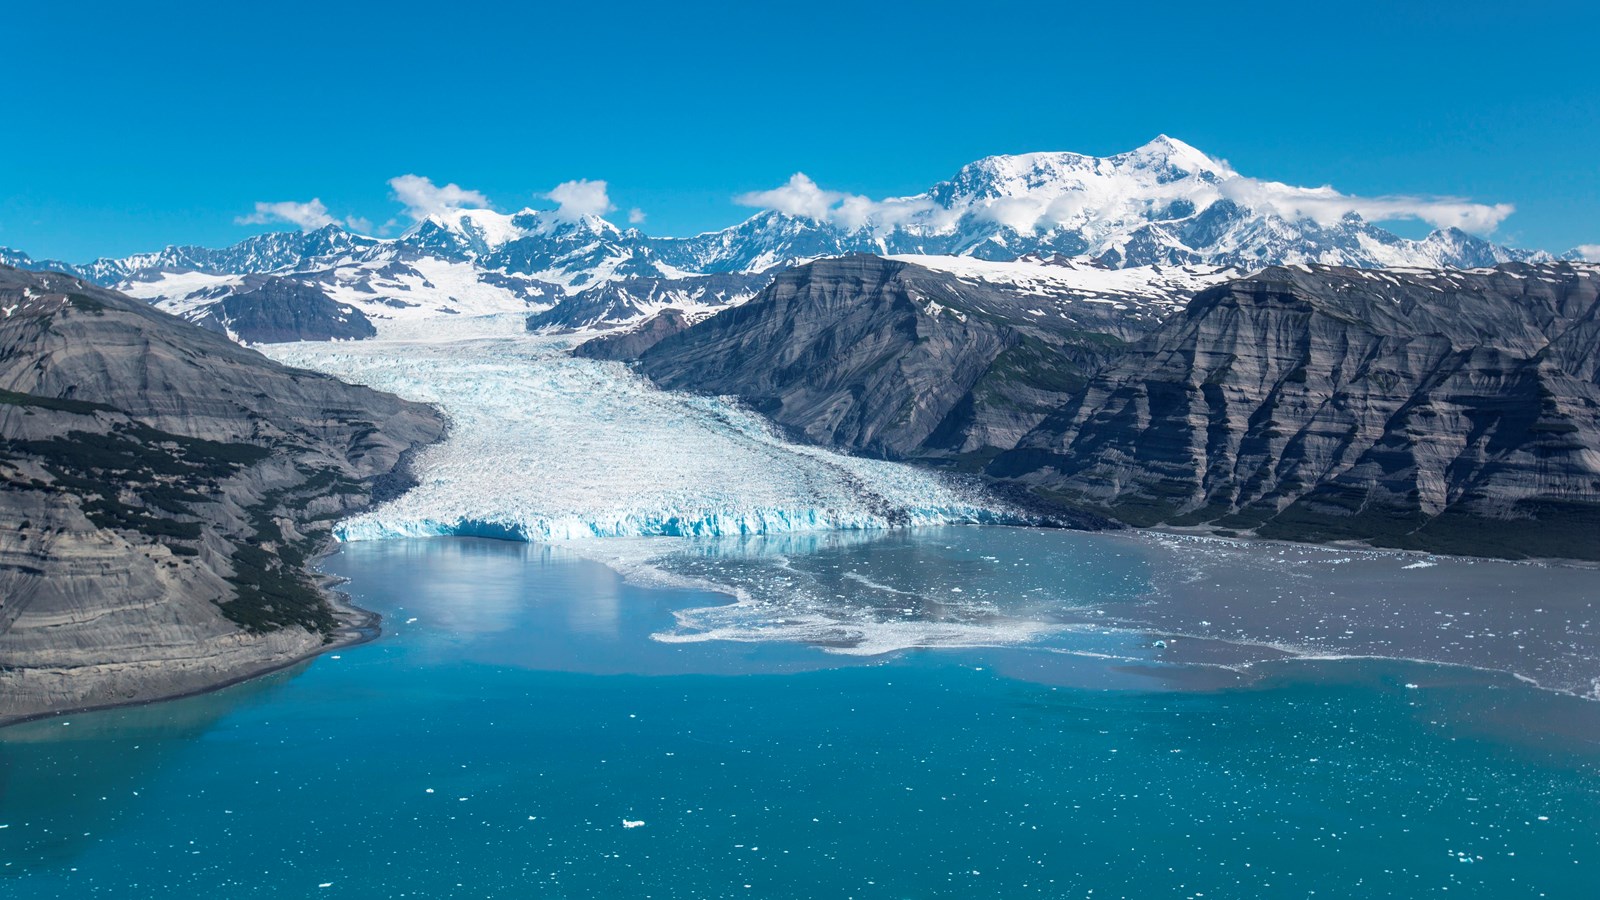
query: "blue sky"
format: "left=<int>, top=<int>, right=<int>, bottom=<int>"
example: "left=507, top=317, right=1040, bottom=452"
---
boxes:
left=4, top=0, right=1596, bottom=261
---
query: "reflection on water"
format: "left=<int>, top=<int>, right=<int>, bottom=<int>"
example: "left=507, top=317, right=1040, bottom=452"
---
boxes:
left=327, top=537, right=862, bottom=676
left=2, top=528, right=1599, bottom=899
left=0, top=665, right=306, bottom=868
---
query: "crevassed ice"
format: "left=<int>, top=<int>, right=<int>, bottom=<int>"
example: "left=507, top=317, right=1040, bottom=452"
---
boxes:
left=265, top=316, right=1009, bottom=542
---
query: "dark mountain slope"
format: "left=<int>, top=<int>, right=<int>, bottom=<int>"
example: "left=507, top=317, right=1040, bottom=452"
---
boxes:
left=633, top=255, right=1168, bottom=463
left=992, top=262, right=1600, bottom=559
left=574, top=309, right=693, bottom=360
left=178, top=275, right=377, bottom=343
left=0, top=265, right=445, bottom=722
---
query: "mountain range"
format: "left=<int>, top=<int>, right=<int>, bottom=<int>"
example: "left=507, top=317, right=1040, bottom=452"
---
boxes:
left=3, top=137, right=1585, bottom=343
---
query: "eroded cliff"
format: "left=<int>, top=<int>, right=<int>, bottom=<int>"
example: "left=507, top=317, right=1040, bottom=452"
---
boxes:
left=993, top=263, right=1600, bottom=558
left=0, top=266, right=445, bottom=722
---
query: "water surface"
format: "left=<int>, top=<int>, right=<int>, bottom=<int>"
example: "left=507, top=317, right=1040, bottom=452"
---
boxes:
left=3, top=529, right=1598, bottom=898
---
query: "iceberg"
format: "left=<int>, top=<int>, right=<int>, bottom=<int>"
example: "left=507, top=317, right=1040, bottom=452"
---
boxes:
left=265, top=316, right=1012, bottom=543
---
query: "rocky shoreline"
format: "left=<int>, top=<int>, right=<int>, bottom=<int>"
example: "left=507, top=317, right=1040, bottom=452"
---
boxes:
left=0, top=540, right=381, bottom=730
left=0, top=265, right=447, bottom=724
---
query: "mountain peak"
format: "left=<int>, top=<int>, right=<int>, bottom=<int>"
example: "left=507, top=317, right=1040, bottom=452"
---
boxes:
left=1124, top=134, right=1225, bottom=174
left=9, top=138, right=1547, bottom=297
left=557, top=211, right=625, bottom=237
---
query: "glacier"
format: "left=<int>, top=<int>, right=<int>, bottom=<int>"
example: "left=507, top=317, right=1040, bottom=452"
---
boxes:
left=264, top=315, right=1012, bottom=543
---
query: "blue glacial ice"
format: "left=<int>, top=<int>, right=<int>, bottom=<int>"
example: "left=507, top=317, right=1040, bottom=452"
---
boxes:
left=265, top=316, right=1013, bottom=543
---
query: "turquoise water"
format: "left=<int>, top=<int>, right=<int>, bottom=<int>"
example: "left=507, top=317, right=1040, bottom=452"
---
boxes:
left=3, top=531, right=1599, bottom=898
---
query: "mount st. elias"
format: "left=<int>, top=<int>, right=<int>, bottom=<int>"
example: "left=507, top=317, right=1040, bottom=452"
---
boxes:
left=2, top=137, right=1582, bottom=344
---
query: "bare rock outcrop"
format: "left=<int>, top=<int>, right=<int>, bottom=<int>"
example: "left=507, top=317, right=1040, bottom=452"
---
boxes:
left=634, top=255, right=1157, bottom=463
left=992, top=262, right=1600, bottom=559
left=574, top=309, right=693, bottom=360
left=0, top=265, right=445, bottom=722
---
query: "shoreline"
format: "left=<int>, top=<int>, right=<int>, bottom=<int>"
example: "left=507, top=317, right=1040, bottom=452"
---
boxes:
left=0, top=539, right=379, bottom=732
left=8, top=517, right=1596, bottom=732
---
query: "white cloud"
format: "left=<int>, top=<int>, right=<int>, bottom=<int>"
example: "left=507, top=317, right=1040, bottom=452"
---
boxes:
left=235, top=199, right=340, bottom=230
left=976, top=196, right=1052, bottom=233
left=736, top=166, right=1515, bottom=238
left=734, top=173, right=948, bottom=232
left=1573, top=244, right=1600, bottom=262
left=736, top=174, right=837, bottom=221
left=628, top=207, right=647, bottom=225
left=389, top=174, right=492, bottom=221
left=542, top=179, right=616, bottom=221
left=1218, top=178, right=1515, bottom=234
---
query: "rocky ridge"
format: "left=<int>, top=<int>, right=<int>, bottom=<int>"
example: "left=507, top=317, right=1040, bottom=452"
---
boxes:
left=992, top=262, right=1600, bottom=558
left=630, top=256, right=1600, bottom=560
left=0, top=265, right=446, bottom=722
left=633, top=255, right=1231, bottom=462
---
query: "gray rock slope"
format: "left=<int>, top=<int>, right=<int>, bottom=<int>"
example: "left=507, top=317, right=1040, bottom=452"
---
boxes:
left=992, top=262, right=1600, bottom=559
left=527, top=273, right=769, bottom=332
left=182, top=275, right=377, bottom=343
left=574, top=309, right=693, bottom=361
left=0, top=265, right=445, bottom=722
left=634, top=255, right=1204, bottom=463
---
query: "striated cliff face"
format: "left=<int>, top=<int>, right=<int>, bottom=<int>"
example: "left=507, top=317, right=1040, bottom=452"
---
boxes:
left=0, top=266, right=445, bottom=722
left=632, top=255, right=1600, bottom=559
left=633, top=255, right=1209, bottom=463
left=992, top=262, right=1600, bottom=559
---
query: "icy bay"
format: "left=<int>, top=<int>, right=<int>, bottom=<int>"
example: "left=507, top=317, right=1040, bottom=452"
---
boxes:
left=2, top=530, right=1599, bottom=898
left=4, top=316, right=1596, bottom=898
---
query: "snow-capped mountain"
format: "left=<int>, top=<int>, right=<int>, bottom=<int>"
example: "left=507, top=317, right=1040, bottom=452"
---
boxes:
left=657, top=136, right=1553, bottom=272
left=2, top=136, right=1572, bottom=341
left=883, top=254, right=1240, bottom=336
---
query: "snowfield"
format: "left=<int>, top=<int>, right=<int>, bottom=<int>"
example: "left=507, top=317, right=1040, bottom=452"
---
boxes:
left=265, top=315, right=1009, bottom=542
left=886, top=254, right=1236, bottom=301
